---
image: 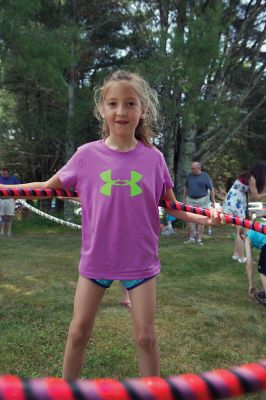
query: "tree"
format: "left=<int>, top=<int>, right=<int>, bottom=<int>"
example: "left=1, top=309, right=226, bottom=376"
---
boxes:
left=119, top=0, right=266, bottom=196
left=0, top=0, right=71, bottom=179
left=0, top=0, right=140, bottom=181
left=0, top=0, right=265, bottom=198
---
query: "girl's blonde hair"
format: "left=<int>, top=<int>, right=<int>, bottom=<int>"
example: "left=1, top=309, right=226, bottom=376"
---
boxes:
left=94, top=70, right=160, bottom=146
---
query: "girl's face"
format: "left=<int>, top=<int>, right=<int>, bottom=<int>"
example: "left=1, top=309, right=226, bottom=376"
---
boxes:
left=102, top=81, right=144, bottom=139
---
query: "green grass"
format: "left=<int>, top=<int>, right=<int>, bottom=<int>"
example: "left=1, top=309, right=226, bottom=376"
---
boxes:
left=0, top=216, right=266, bottom=397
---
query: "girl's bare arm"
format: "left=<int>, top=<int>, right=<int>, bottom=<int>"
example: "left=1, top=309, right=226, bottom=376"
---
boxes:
left=0, top=174, right=63, bottom=190
left=249, top=176, right=266, bottom=200
left=161, top=188, right=220, bottom=226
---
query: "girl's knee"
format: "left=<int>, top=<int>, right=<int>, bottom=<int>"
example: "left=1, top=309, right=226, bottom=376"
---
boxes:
left=68, top=322, right=92, bottom=348
left=135, top=329, right=157, bottom=351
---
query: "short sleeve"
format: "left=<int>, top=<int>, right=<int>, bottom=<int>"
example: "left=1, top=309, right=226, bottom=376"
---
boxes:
left=57, top=149, right=81, bottom=190
left=160, top=154, right=174, bottom=196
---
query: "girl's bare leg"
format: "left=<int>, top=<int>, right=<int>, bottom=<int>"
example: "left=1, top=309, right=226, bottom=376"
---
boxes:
left=198, top=223, right=205, bottom=241
left=129, top=277, right=160, bottom=376
left=62, top=276, right=106, bottom=379
left=120, top=284, right=131, bottom=308
left=234, top=226, right=245, bottom=259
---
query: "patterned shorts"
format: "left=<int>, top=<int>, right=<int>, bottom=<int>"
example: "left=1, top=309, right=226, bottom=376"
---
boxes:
left=90, top=275, right=156, bottom=290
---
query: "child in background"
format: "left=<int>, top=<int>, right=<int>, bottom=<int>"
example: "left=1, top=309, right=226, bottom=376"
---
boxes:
left=240, top=227, right=266, bottom=305
left=161, top=214, right=176, bottom=236
left=166, top=214, right=176, bottom=234
left=0, top=70, right=221, bottom=378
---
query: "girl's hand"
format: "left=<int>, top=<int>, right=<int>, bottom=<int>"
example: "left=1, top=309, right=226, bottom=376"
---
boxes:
left=207, top=209, right=226, bottom=226
left=248, top=285, right=256, bottom=299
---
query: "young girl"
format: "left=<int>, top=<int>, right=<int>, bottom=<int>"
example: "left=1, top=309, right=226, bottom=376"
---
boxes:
left=239, top=227, right=266, bottom=304
left=0, top=70, right=220, bottom=379
left=223, top=162, right=266, bottom=263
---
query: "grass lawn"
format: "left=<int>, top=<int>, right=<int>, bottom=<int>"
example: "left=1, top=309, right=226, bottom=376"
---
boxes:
left=0, top=215, right=266, bottom=397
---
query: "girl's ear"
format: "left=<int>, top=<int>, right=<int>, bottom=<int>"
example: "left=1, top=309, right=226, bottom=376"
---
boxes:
left=99, top=107, right=105, bottom=119
left=140, top=107, right=146, bottom=119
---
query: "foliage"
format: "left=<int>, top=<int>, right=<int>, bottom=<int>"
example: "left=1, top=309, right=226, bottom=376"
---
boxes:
left=125, top=1, right=266, bottom=195
left=0, top=0, right=265, bottom=193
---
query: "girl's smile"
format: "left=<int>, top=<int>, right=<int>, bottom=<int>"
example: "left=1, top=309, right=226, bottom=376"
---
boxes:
left=115, top=120, right=129, bottom=124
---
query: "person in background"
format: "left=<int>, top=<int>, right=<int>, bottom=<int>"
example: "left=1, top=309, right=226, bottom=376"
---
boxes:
left=165, top=214, right=176, bottom=235
left=158, top=206, right=165, bottom=231
left=223, top=162, right=266, bottom=263
left=207, top=189, right=212, bottom=235
left=183, top=161, right=215, bottom=245
left=160, top=213, right=176, bottom=236
left=240, top=227, right=266, bottom=306
left=0, top=167, right=20, bottom=238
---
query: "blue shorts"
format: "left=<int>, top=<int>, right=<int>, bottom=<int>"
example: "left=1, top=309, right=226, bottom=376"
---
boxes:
left=90, top=275, right=156, bottom=290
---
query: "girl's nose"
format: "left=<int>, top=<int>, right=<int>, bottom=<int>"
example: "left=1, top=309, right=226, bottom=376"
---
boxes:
left=116, top=105, right=127, bottom=116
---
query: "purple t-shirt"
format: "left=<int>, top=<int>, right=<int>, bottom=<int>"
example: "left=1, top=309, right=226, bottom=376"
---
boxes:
left=58, top=140, right=173, bottom=279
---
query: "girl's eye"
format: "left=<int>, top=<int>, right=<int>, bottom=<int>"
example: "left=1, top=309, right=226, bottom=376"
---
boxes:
left=108, top=102, right=116, bottom=106
left=128, top=102, right=136, bottom=106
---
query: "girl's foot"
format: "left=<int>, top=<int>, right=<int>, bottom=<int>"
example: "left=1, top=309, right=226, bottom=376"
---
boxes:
left=119, top=301, right=132, bottom=310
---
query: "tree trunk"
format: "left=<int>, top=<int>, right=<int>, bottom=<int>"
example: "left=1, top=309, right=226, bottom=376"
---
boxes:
left=164, top=124, right=176, bottom=183
left=64, top=41, right=76, bottom=221
left=175, top=125, right=197, bottom=199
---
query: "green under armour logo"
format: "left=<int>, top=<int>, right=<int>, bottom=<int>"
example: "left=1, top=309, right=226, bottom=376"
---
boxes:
left=100, top=170, right=143, bottom=197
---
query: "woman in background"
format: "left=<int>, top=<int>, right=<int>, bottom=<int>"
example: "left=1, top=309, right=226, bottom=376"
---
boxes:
left=223, top=161, right=266, bottom=263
